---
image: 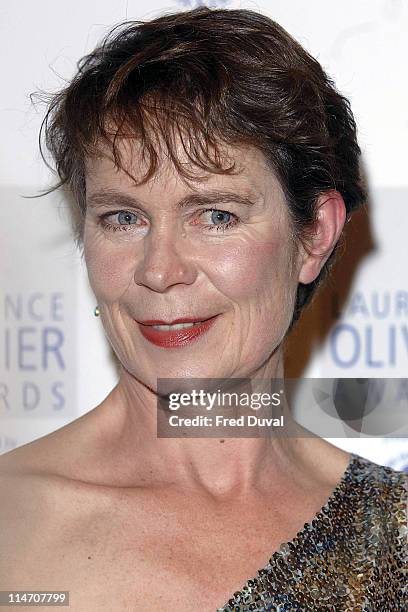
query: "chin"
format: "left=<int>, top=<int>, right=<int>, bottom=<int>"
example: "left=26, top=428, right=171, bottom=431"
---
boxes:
left=134, top=362, right=230, bottom=395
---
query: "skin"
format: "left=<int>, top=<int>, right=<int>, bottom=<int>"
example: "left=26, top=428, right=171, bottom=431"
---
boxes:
left=84, top=144, right=297, bottom=387
left=0, top=138, right=353, bottom=610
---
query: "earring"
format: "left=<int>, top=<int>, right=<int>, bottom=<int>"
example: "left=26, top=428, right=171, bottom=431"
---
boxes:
left=94, top=305, right=100, bottom=317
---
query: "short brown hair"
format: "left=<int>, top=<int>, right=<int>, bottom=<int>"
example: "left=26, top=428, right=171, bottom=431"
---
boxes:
left=40, top=7, right=366, bottom=326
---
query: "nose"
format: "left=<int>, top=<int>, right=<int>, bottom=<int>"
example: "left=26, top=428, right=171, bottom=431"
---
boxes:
left=134, top=226, right=197, bottom=292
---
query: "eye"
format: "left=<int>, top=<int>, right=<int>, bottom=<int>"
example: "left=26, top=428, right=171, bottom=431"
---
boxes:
left=100, top=210, right=144, bottom=232
left=209, top=210, right=232, bottom=225
left=197, top=208, right=239, bottom=232
left=115, top=211, right=139, bottom=225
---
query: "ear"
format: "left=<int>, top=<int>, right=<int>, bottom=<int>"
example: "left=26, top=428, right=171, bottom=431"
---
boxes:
left=298, top=190, right=346, bottom=284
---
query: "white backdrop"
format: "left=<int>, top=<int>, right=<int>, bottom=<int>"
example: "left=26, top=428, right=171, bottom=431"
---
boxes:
left=1, top=0, right=407, bottom=470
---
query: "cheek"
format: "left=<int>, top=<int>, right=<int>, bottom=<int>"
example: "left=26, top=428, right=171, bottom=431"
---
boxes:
left=83, top=232, right=135, bottom=302
left=203, top=239, right=295, bottom=312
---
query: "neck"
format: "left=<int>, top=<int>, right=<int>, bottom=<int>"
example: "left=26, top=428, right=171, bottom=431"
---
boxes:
left=93, top=351, right=309, bottom=497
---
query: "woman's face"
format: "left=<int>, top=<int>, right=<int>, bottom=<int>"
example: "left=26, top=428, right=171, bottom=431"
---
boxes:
left=84, top=140, right=303, bottom=387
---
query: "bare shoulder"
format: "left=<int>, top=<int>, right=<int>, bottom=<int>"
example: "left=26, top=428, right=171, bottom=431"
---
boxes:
left=0, top=411, right=98, bottom=548
left=0, top=414, right=115, bottom=592
left=0, top=454, right=62, bottom=553
left=0, top=447, right=61, bottom=589
left=0, top=405, right=103, bottom=480
left=0, top=413, right=85, bottom=520
left=289, top=431, right=353, bottom=492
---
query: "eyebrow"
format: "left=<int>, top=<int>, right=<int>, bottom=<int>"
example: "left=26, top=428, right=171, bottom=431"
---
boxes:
left=86, top=188, right=258, bottom=210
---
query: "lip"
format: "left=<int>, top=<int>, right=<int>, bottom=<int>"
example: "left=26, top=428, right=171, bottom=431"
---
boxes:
left=139, top=317, right=213, bottom=325
left=137, top=315, right=219, bottom=348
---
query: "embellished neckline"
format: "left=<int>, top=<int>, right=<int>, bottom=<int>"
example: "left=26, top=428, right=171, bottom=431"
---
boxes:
left=217, top=451, right=360, bottom=611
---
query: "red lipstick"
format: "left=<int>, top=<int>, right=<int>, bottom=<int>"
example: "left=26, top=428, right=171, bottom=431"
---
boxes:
left=138, top=316, right=218, bottom=348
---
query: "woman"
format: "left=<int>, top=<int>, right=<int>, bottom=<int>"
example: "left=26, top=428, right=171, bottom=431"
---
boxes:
left=0, top=7, right=407, bottom=611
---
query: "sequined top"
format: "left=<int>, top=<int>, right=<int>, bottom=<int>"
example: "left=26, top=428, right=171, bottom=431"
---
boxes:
left=217, top=452, right=408, bottom=611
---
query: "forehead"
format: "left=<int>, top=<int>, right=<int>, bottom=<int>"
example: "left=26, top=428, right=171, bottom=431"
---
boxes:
left=85, top=137, right=284, bottom=201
